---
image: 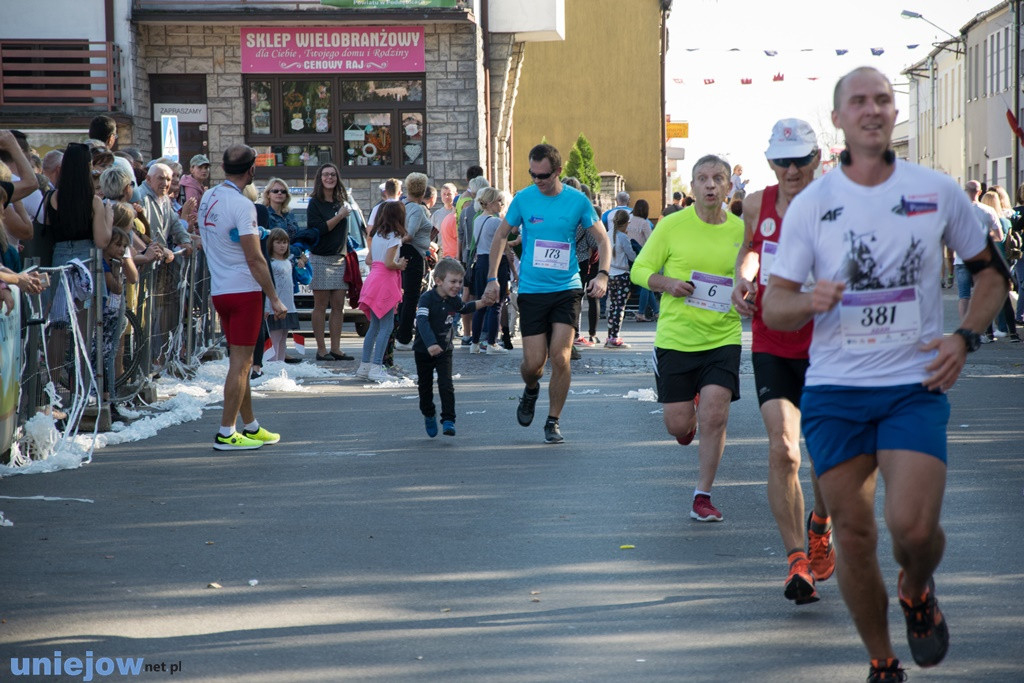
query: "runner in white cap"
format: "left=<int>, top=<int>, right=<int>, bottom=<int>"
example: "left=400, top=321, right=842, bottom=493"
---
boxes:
left=732, top=118, right=834, bottom=605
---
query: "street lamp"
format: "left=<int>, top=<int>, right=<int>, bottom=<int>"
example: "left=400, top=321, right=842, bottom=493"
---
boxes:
left=901, top=9, right=967, bottom=173
left=900, top=10, right=958, bottom=40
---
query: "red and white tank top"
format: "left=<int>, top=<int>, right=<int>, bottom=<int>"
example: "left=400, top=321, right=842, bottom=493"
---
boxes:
left=751, top=185, right=813, bottom=358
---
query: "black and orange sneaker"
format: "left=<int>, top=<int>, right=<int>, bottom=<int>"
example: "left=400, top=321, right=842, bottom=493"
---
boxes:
left=898, top=571, right=949, bottom=667
left=784, top=552, right=819, bottom=605
left=867, top=657, right=907, bottom=682
left=807, top=512, right=836, bottom=581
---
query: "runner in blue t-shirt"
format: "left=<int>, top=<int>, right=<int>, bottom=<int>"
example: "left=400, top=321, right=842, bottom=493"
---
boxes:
left=482, top=144, right=611, bottom=444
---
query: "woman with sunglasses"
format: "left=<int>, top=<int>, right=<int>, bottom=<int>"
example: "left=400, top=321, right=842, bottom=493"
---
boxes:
left=260, top=177, right=299, bottom=240
left=307, top=162, right=361, bottom=361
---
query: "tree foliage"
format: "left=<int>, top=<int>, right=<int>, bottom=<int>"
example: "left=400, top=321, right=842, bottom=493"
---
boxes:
left=561, top=132, right=598, bottom=193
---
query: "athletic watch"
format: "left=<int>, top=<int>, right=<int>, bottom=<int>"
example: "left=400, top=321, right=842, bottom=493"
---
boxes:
left=953, top=328, right=982, bottom=353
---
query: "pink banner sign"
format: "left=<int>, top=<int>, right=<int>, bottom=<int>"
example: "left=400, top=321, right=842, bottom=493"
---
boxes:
left=241, top=27, right=425, bottom=74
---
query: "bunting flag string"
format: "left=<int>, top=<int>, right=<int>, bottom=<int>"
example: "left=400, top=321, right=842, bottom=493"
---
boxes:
left=679, top=45, right=924, bottom=56
left=689, top=74, right=842, bottom=85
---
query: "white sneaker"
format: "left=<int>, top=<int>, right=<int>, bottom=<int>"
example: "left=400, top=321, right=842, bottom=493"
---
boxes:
left=368, top=364, right=390, bottom=382
left=394, top=341, right=414, bottom=351
left=355, top=361, right=372, bottom=378
left=470, top=343, right=481, bottom=354
left=486, top=343, right=509, bottom=355
left=993, top=329, right=1008, bottom=338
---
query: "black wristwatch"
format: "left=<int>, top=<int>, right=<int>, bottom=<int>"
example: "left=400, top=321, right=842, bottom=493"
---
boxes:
left=953, top=328, right=982, bottom=353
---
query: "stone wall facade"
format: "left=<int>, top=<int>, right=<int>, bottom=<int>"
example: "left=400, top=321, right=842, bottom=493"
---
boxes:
left=131, top=21, right=504, bottom=209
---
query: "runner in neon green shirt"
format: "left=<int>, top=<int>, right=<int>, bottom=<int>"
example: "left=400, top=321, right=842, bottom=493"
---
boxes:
left=629, top=154, right=743, bottom=522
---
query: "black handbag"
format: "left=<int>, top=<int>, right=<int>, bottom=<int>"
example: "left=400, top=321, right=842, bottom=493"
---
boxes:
left=21, top=190, right=55, bottom=267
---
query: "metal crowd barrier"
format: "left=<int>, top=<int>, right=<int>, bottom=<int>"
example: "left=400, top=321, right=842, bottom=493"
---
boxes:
left=2, top=246, right=221, bottom=465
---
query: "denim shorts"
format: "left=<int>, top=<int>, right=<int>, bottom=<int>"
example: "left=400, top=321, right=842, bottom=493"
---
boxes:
left=954, top=263, right=973, bottom=300
left=800, top=383, right=950, bottom=477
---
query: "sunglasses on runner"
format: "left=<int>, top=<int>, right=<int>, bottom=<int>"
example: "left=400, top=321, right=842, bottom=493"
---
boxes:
left=529, top=170, right=555, bottom=180
left=769, top=152, right=817, bottom=169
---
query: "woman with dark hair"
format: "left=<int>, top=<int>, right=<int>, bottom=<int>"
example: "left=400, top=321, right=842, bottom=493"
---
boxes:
left=307, top=162, right=363, bottom=361
left=628, top=199, right=659, bottom=322
left=49, top=142, right=113, bottom=266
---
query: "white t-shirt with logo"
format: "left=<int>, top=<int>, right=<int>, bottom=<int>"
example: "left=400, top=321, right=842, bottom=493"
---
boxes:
left=198, top=182, right=261, bottom=296
left=771, top=161, right=987, bottom=387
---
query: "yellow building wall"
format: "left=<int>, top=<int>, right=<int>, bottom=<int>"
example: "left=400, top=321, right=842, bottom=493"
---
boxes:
left=512, top=0, right=666, bottom=213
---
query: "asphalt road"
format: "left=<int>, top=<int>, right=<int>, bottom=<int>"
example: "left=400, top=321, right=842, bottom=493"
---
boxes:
left=1, top=291, right=1022, bottom=682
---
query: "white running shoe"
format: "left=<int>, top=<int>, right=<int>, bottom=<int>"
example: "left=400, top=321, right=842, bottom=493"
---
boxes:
left=355, top=361, right=372, bottom=378
left=368, top=364, right=390, bottom=382
left=486, top=343, right=509, bottom=355
left=470, top=343, right=482, bottom=354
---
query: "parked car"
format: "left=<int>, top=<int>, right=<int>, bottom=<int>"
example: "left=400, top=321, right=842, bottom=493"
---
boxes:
left=286, top=190, right=371, bottom=337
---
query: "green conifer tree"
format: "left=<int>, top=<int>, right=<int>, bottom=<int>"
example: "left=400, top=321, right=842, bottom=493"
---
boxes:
left=562, top=144, right=584, bottom=181
left=574, top=133, right=601, bottom=195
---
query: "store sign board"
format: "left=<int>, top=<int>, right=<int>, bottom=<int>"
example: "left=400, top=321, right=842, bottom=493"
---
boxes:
left=666, top=122, right=689, bottom=139
left=241, top=27, right=425, bottom=74
left=153, top=103, right=208, bottom=123
left=321, top=0, right=460, bottom=6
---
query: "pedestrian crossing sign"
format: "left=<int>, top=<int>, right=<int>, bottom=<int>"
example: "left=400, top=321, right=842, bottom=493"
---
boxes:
left=161, top=115, right=179, bottom=162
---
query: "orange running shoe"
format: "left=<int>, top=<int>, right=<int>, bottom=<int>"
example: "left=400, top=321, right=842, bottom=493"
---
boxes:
left=807, top=513, right=836, bottom=581
left=784, top=553, right=819, bottom=605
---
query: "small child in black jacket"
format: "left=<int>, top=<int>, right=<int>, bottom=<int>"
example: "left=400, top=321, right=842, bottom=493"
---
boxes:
left=414, top=258, right=486, bottom=437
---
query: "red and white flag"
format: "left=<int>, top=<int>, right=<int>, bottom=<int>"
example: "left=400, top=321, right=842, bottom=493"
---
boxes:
left=292, top=333, right=306, bottom=356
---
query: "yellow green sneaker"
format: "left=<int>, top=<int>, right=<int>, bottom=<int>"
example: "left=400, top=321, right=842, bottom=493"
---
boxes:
left=242, top=426, right=280, bottom=445
left=213, top=432, right=263, bottom=451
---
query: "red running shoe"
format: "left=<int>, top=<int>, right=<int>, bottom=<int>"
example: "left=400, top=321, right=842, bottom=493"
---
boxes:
left=690, top=493, right=722, bottom=522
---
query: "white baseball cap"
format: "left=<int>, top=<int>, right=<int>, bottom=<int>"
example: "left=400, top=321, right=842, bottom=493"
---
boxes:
left=765, top=118, right=818, bottom=159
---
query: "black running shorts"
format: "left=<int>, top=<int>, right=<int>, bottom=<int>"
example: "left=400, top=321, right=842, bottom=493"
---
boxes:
left=654, top=345, right=741, bottom=404
left=751, top=352, right=809, bottom=408
left=518, top=289, right=583, bottom=337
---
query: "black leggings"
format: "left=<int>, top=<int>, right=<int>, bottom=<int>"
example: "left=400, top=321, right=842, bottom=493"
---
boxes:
left=395, top=246, right=425, bottom=345
left=578, top=259, right=598, bottom=337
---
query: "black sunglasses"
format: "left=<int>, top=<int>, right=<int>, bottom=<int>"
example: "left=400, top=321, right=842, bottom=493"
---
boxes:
left=529, top=170, right=555, bottom=180
left=770, top=152, right=817, bottom=169
left=268, top=188, right=287, bottom=194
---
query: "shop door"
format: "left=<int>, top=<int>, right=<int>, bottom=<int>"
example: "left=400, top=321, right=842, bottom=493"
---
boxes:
left=149, top=74, right=208, bottom=164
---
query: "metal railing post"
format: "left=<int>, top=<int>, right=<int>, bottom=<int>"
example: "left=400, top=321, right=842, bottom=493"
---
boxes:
left=185, top=249, right=196, bottom=363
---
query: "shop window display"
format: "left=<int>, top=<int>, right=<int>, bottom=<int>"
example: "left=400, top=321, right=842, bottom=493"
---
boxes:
left=249, top=80, right=273, bottom=136
left=245, top=75, right=424, bottom=178
left=253, top=143, right=334, bottom=169
left=342, top=113, right=392, bottom=167
left=281, top=80, right=332, bottom=135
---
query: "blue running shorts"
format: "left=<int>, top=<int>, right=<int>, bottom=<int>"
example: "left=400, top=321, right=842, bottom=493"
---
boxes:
left=800, top=383, right=950, bottom=477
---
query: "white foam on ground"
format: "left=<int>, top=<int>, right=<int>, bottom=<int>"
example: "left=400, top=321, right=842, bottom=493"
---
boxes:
left=363, top=377, right=415, bottom=388
left=623, top=388, right=657, bottom=402
left=569, top=389, right=600, bottom=395
left=0, top=495, right=94, bottom=503
left=1, top=359, right=344, bottom=478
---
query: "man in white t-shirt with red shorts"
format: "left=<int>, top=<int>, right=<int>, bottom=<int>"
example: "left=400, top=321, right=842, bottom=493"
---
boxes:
left=199, top=144, right=287, bottom=451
